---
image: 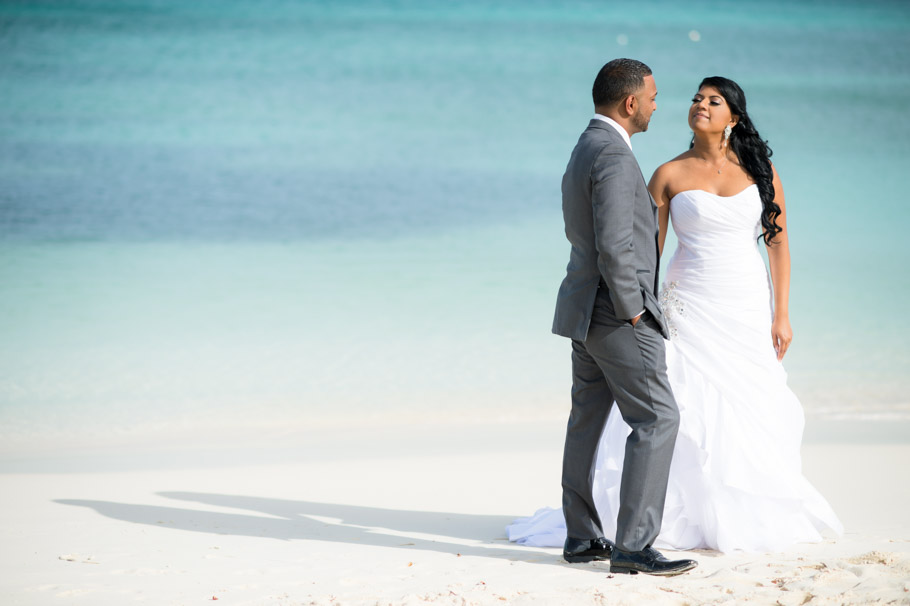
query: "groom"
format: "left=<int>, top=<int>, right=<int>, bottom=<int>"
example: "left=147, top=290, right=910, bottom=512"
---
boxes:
left=552, top=59, right=696, bottom=576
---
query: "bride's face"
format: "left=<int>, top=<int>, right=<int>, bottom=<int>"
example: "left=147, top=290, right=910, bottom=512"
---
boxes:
left=689, top=86, right=736, bottom=135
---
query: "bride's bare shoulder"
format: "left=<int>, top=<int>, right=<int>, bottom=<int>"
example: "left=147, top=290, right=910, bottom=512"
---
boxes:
left=657, top=150, right=697, bottom=174
left=649, top=152, right=695, bottom=202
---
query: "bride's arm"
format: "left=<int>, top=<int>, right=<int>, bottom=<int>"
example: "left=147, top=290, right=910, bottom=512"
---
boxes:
left=657, top=203, right=670, bottom=257
left=766, top=164, right=792, bottom=361
left=647, top=165, right=672, bottom=256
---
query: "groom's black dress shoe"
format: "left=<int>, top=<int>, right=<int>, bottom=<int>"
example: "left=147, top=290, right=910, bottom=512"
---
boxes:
left=609, top=546, right=697, bottom=576
left=563, top=537, right=614, bottom=563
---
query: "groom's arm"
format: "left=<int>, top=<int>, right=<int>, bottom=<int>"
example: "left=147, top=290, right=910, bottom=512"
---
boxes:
left=590, top=147, right=645, bottom=321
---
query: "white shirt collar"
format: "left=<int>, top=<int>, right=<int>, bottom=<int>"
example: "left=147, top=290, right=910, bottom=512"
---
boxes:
left=593, top=114, right=632, bottom=150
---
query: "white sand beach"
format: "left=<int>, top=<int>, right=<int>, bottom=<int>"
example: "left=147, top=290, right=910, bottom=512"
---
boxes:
left=2, top=418, right=909, bottom=605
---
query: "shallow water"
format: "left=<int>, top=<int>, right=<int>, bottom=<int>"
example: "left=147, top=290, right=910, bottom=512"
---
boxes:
left=2, top=1, right=909, bottom=447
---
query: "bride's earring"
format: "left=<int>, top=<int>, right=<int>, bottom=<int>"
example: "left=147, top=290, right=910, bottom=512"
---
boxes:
left=723, top=124, right=732, bottom=146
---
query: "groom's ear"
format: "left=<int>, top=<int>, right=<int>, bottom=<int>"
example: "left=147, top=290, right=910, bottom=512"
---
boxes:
left=622, top=93, right=638, bottom=118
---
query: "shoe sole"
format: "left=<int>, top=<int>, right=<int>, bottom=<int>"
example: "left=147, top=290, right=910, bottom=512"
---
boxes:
left=609, top=562, right=697, bottom=576
left=564, top=554, right=611, bottom=563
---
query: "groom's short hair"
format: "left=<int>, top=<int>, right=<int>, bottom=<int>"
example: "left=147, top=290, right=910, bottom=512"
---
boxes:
left=593, top=59, right=652, bottom=107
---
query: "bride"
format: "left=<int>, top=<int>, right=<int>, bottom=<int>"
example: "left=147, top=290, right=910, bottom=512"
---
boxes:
left=509, top=77, right=843, bottom=553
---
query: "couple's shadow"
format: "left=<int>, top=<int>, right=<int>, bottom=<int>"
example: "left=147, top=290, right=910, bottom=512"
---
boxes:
left=56, top=492, right=592, bottom=569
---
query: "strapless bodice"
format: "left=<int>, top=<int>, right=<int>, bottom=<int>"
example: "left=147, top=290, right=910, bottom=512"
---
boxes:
left=665, top=185, right=768, bottom=296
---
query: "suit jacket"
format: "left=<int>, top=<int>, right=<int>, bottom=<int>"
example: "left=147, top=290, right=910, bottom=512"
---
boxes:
left=552, top=119, right=669, bottom=340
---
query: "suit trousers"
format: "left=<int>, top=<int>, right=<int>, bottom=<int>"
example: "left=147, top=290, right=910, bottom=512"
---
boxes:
left=561, top=288, right=679, bottom=553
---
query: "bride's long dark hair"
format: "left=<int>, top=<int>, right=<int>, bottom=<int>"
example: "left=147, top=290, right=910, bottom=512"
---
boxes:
left=691, top=76, right=782, bottom=245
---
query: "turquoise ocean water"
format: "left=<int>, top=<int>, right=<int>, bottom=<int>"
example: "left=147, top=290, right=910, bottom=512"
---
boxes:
left=2, top=1, right=909, bottom=454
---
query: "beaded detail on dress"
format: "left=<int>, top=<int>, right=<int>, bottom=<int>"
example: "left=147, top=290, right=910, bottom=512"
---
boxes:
left=659, top=281, right=685, bottom=339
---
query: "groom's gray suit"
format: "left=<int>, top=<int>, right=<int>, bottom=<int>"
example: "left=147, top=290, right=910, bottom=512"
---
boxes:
left=553, top=118, right=679, bottom=553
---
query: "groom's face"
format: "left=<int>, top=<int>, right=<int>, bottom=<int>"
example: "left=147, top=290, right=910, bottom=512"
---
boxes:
left=631, top=75, right=658, bottom=133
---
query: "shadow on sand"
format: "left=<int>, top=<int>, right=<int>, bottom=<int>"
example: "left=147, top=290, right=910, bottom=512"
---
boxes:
left=55, top=492, right=605, bottom=571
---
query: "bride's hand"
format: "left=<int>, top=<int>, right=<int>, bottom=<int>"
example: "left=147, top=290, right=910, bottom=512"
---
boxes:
left=771, top=316, right=792, bottom=361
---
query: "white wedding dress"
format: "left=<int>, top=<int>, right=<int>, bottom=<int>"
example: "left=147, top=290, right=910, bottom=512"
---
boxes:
left=509, top=185, right=843, bottom=553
